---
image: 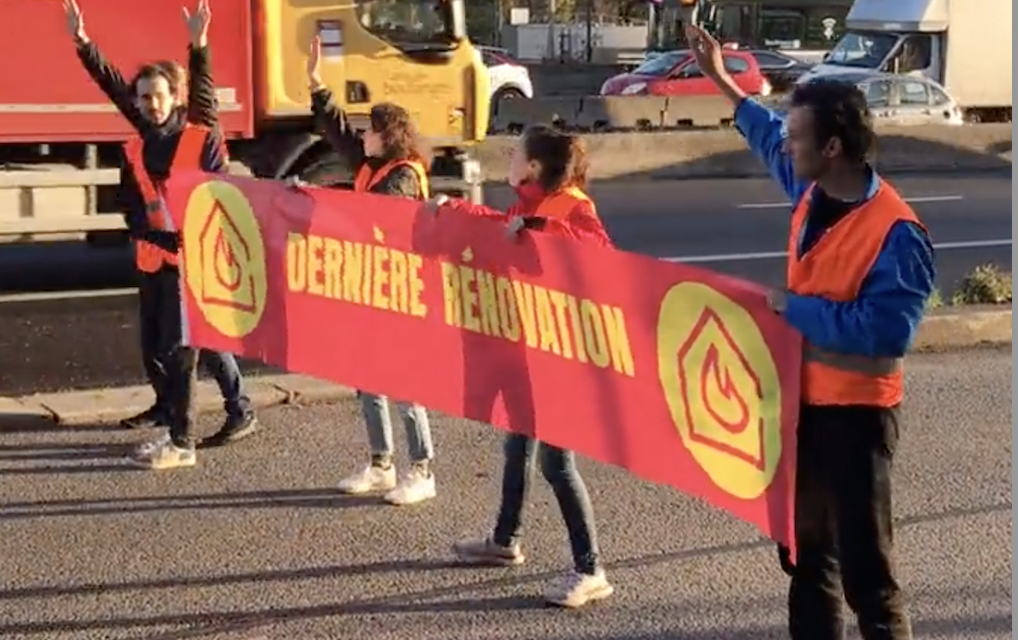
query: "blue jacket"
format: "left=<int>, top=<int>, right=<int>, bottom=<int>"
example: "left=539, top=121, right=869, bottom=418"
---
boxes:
left=734, top=98, right=936, bottom=358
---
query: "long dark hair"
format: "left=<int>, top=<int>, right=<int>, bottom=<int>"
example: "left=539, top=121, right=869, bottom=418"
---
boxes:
left=369, top=102, right=431, bottom=166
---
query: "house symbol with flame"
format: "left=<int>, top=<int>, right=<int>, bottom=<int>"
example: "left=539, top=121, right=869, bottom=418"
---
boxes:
left=197, top=200, right=258, bottom=313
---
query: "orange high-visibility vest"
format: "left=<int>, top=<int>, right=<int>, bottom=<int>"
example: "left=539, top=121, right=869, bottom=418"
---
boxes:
left=787, top=180, right=925, bottom=407
left=532, top=185, right=596, bottom=220
left=123, top=124, right=210, bottom=272
left=353, top=159, right=430, bottom=199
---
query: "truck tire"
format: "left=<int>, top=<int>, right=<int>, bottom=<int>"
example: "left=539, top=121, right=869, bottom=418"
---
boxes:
left=299, top=152, right=354, bottom=189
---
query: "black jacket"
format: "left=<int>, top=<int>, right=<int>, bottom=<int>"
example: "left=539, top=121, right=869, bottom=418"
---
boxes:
left=76, top=42, right=226, bottom=245
left=310, top=88, right=424, bottom=199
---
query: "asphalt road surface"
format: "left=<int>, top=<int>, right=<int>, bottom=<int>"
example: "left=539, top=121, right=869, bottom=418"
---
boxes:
left=0, top=173, right=1009, bottom=395
left=0, top=347, right=1011, bottom=640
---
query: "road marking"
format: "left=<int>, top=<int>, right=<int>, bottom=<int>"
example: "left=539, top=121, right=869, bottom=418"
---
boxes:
left=0, top=287, right=136, bottom=304
left=0, top=239, right=1010, bottom=303
left=737, top=195, right=965, bottom=210
left=664, top=239, right=1012, bottom=264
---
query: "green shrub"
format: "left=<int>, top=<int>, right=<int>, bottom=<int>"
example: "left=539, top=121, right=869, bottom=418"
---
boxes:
left=953, top=264, right=1012, bottom=305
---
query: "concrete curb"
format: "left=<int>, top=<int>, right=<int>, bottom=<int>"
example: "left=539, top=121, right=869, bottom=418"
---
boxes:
left=0, top=375, right=356, bottom=430
left=911, top=307, right=1012, bottom=352
left=0, top=308, right=1009, bottom=430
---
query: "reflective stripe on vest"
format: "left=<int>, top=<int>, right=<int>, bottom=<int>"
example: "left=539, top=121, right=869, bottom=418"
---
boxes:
left=123, top=124, right=210, bottom=272
left=533, top=186, right=595, bottom=219
left=787, top=180, right=924, bottom=407
left=803, top=344, right=903, bottom=376
left=352, top=159, right=430, bottom=199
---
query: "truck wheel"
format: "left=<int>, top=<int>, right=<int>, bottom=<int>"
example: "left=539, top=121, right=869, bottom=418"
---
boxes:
left=492, top=87, right=526, bottom=113
left=297, top=152, right=354, bottom=189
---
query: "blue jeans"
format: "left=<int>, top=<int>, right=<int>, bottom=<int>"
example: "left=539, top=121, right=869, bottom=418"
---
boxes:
left=493, top=433, right=601, bottom=575
left=199, top=350, right=252, bottom=418
left=358, top=392, right=433, bottom=462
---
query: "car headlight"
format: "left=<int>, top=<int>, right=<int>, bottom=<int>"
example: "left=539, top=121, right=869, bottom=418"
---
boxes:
left=620, top=82, right=647, bottom=95
left=760, top=79, right=772, bottom=96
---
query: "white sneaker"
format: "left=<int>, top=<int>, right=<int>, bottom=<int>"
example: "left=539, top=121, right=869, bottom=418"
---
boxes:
left=383, top=466, right=436, bottom=505
left=132, top=432, right=170, bottom=457
left=452, top=536, right=525, bottom=567
left=544, top=570, right=614, bottom=608
left=337, top=464, right=397, bottom=494
left=126, top=438, right=196, bottom=470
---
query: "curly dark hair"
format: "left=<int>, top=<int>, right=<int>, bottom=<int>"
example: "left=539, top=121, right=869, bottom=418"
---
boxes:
left=522, top=124, right=589, bottom=192
left=369, top=102, right=431, bottom=166
left=790, top=79, right=875, bottom=164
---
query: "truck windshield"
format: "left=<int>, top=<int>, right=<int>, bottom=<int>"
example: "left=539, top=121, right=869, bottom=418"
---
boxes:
left=826, top=31, right=899, bottom=69
left=356, top=0, right=464, bottom=48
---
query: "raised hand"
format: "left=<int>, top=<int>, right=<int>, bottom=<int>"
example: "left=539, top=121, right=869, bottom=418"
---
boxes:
left=62, top=0, right=88, bottom=44
left=307, top=36, right=323, bottom=89
left=182, top=0, right=211, bottom=48
left=685, top=24, right=724, bottom=79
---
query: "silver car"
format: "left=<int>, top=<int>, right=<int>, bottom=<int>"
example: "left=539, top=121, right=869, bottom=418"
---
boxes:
left=796, top=71, right=964, bottom=126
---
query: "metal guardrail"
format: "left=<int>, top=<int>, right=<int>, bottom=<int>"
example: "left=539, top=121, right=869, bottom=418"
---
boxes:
left=0, top=168, right=482, bottom=237
left=489, top=95, right=741, bottom=134
left=0, top=168, right=118, bottom=189
left=0, top=168, right=122, bottom=236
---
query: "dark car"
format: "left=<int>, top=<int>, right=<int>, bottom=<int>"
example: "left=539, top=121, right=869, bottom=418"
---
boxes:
left=748, top=49, right=814, bottom=93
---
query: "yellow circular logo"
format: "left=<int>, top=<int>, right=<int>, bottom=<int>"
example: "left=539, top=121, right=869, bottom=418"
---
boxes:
left=181, top=180, right=267, bottom=339
left=657, top=282, right=782, bottom=500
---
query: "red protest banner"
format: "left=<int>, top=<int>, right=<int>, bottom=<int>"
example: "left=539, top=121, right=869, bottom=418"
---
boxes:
left=165, top=172, right=802, bottom=547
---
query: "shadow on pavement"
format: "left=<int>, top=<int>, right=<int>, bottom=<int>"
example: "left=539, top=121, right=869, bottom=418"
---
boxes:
left=0, top=487, right=383, bottom=519
left=0, top=496, right=1010, bottom=637
left=988, top=140, right=1011, bottom=155
left=0, top=441, right=113, bottom=460
left=0, top=588, right=1009, bottom=639
left=0, top=539, right=762, bottom=637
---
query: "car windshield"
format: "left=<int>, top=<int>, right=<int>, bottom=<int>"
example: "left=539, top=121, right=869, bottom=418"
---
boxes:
left=826, top=31, right=899, bottom=69
left=356, top=0, right=462, bottom=46
left=633, top=51, right=690, bottom=76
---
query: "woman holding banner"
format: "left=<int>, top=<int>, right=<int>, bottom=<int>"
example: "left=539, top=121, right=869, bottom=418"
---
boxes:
left=305, top=36, right=437, bottom=506
left=429, top=125, right=613, bottom=609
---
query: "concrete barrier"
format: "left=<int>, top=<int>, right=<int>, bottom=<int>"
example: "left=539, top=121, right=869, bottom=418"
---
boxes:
left=489, top=95, right=734, bottom=134
left=474, top=123, right=1012, bottom=182
left=526, top=63, right=626, bottom=97
left=579, top=96, right=668, bottom=131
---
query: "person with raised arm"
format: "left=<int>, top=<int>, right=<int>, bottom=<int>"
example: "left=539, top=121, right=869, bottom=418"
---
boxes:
left=685, top=24, right=934, bottom=640
left=65, top=0, right=258, bottom=451
left=305, top=36, right=438, bottom=506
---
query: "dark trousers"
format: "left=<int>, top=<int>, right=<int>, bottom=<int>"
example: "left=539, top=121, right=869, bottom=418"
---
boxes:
left=493, top=433, right=601, bottom=575
left=788, top=403, right=912, bottom=640
left=139, top=271, right=251, bottom=421
left=137, top=268, right=197, bottom=448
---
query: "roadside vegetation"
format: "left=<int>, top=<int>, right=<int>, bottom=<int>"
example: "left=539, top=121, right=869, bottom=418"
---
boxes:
left=926, top=264, right=1012, bottom=310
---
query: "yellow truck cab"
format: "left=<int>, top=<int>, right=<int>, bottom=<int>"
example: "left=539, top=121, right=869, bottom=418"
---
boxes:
left=252, top=0, right=490, bottom=198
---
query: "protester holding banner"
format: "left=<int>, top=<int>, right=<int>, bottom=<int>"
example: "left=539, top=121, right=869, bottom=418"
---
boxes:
left=305, top=36, right=437, bottom=505
left=429, top=126, right=612, bottom=608
left=64, top=0, right=258, bottom=449
left=686, top=24, right=934, bottom=640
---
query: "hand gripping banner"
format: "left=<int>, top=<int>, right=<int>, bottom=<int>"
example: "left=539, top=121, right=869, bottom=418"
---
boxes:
left=164, top=172, right=803, bottom=548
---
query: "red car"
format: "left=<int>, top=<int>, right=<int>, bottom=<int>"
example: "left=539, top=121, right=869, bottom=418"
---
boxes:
left=600, top=49, right=772, bottom=97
